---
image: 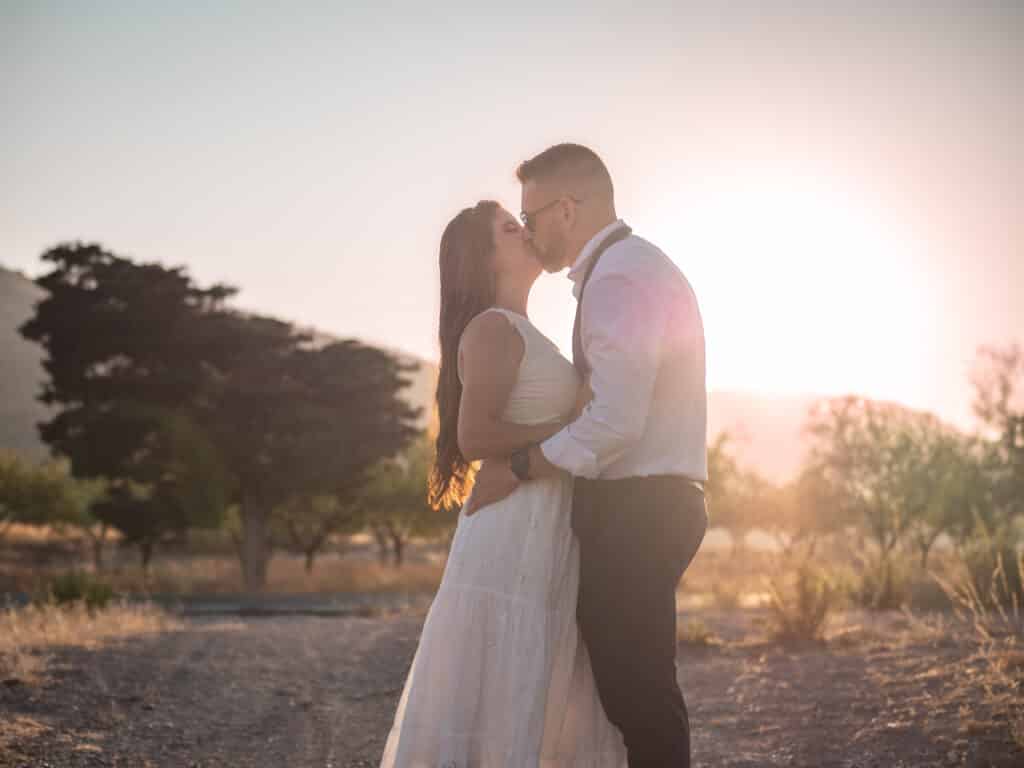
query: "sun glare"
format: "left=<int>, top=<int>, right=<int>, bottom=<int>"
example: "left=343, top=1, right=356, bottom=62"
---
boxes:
left=650, top=175, right=934, bottom=403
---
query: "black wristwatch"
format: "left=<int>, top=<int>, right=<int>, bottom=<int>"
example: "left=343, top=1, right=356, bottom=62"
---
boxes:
left=509, top=446, right=532, bottom=481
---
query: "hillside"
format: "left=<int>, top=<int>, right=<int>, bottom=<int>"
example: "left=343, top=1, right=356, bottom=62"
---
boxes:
left=706, top=390, right=819, bottom=483
left=0, top=266, right=53, bottom=461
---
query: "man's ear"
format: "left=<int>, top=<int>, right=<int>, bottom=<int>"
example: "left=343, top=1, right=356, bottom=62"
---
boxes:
left=561, top=196, right=577, bottom=229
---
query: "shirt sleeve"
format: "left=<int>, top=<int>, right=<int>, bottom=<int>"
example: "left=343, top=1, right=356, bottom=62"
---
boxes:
left=540, top=266, right=669, bottom=478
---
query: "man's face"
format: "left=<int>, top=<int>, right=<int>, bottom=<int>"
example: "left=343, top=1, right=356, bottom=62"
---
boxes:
left=520, top=180, right=570, bottom=273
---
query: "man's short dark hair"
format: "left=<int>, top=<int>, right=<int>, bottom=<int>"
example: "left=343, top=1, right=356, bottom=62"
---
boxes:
left=516, top=143, right=613, bottom=194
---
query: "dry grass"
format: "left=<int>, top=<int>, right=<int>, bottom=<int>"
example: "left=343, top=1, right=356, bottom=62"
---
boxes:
left=2, top=523, right=115, bottom=545
left=3, top=531, right=958, bottom=611
left=678, top=547, right=781, bottom=611
left=0, top=715, right=53, bottom=756
left=682, top=548, right=776, bottom=594
left=933, top=549, right=1024, bottom=749
left=709, top=580, right=744, bottom=610
left=130, top=555, right=447, bottom=595
left=0, top=600, right=183, bottom=684
left=2, top=552, right=448, bottom=596
left=677, top=617, right=720, bottom=647
left=253, top=556, right=446, bottom=594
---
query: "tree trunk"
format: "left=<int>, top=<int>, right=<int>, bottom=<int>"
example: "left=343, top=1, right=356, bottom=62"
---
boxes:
left=229, top=529, right=244, bottom=564
left=0, top=510, right=13, bottom=544
left=918, top=534, right=938, bottom=570
left=388, top=526, right=404, bottom=568
left=91, top=523, right=108, bottom=571
left=241, top=504, right=271, bottom=593
left=140, top=538, right=154, bottom=571
left=372, top=524, right=390, bottom=565
left=305, top=548, right=316, bottom=574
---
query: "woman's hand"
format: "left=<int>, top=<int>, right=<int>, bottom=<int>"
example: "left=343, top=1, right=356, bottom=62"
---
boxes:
left=463, top=459, right=521, bottom=516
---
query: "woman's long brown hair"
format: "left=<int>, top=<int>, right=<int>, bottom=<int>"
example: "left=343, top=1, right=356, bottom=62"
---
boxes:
left=428, top=200, right=499, bottom=510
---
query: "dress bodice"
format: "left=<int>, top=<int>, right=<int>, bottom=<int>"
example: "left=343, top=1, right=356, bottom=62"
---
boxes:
left=460, top=308, right=580, bottom=426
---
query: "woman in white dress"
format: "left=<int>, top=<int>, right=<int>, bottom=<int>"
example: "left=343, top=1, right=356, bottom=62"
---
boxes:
left=379, top=201, right=627, bottom=767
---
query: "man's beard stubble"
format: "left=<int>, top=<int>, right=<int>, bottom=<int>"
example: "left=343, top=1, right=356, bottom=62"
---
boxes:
left=535, top=233, right=567, bottom=273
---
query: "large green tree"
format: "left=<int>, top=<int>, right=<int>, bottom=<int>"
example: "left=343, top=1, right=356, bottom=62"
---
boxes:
left=18, top=243, right=237, bottom=564
left=20, top=242, right=420, bottom=589
left=197, top=313, right=421, bottom=589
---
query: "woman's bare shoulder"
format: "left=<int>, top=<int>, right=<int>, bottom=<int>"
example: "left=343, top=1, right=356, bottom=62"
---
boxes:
left=460, top=309, right=520, bottom=351
left=458, top=310, right=524, bottom=375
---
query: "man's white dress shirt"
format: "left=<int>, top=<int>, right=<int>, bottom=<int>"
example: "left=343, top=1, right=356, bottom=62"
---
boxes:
left=540, top=220, right=708, bottom=482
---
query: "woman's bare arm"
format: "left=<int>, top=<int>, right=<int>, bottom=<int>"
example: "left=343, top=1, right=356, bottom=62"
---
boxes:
left=456, top=312, right=566, bottom=462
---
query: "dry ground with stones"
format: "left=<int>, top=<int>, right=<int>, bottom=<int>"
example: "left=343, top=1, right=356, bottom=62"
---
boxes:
left=2, top=606, right=1022, bottom=768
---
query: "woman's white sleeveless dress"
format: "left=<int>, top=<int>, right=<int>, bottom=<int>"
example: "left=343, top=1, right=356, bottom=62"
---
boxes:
left=379, top=308, right=627, bottom=767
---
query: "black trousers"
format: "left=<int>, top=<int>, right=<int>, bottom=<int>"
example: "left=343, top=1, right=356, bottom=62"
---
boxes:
left=572, top=475, right=708, bottom=768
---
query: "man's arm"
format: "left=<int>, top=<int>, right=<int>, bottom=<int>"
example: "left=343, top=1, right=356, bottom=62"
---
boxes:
left=463, top=379, right=589, bottom=515
left=539, top=269, right=669, bottom=478
left=462, top=441, right=561, bottom=516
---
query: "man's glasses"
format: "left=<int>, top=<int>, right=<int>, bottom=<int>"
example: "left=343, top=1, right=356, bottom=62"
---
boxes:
left=519, top=196, right=582, bottom=233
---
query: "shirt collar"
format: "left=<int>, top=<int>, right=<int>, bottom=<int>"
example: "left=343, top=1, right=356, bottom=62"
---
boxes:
left=567, top=219, right=628, bottom=296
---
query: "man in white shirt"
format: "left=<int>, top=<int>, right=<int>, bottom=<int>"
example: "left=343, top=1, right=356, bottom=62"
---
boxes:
left=466, top=143, right=708, bottom=767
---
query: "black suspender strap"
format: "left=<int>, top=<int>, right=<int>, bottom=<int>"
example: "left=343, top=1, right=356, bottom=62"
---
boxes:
left=571, top=225, right=632, bottom=377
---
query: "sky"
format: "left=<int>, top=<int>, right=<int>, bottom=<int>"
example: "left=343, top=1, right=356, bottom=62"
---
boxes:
left=3, top=1, right=1022, bottom=429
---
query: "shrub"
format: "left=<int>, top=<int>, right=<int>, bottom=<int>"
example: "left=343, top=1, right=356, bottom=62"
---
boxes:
left=765, top=560, right=837, bottom=645
left=963, top=540, right=1024, bottom=612
left=41, top=571, right=115, bottom=611
left=906, top=572, right=954, bottom=612
left=934, top=543, right=1023, bottom=750
left=677, top=618, right=718, bottom=647
left=850, top=555, right=910, bottom=611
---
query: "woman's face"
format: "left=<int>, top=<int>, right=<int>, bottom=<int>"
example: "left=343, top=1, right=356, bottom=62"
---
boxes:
left=490, top=206, right=542, bottom=285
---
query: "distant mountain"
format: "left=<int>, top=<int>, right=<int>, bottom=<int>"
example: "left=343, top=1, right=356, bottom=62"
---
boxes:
left=0, top=266, right=54, bottom=461
left=707, top=390, right=820, bottom=483
left=2, top=264, right=815, bottom=479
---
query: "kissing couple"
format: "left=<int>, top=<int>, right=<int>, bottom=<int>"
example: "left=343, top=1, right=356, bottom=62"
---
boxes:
left=380, top=143, right=709, bottom=767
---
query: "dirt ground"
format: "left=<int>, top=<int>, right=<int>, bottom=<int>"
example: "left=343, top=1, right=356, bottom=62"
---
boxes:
left=1, top=608, right=1021, bottom=768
